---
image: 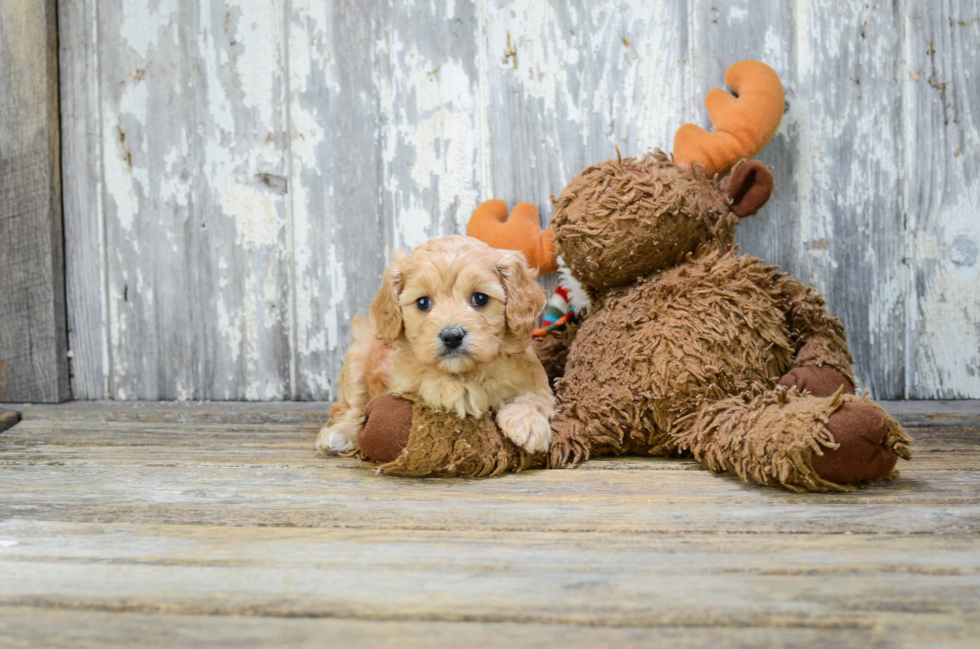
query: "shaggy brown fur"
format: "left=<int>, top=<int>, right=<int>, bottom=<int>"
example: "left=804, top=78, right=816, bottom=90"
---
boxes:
left=551, top=151, right=737, bottom=294
left=673, top=386, right=910, bottom=492
left=543, top=155, right=910, bottom=490
left=354, top=151, right=911, bottom=492
left=364, top=394, right=544, bottom=478
left=532, top=322, right=579, bottom=386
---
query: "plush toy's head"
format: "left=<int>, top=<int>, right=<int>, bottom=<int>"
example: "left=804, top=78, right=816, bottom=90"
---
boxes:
left=468, top=60, right=784, bottom=297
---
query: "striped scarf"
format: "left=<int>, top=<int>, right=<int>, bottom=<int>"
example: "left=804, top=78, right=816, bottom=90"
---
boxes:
left=534, top=285, right=577, bottom=338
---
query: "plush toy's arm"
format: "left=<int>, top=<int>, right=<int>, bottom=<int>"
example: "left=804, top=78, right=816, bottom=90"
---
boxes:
left=776, top=276, right=856, bottom=396
left=532, top=322, right=579, bottom=385
left=356, top=393, right=546, bottom=477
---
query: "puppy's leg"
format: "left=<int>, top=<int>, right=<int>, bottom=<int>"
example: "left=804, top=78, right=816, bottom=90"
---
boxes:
left=315, top=368, right=366, bottom=455
left=496, top=393, right=553, bottom=454
left=315, top=408, right=363, bottom=454
left=316, top=315, right=386, bottom=454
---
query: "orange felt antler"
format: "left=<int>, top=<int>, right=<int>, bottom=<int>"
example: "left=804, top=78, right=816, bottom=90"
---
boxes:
left=467, top=200, right=558, bottom=275
left=673, top=60, right=784, bottom=177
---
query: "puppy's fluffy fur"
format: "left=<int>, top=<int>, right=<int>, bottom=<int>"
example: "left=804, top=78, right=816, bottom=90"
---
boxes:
left=316, top=236, right=553, bottom=456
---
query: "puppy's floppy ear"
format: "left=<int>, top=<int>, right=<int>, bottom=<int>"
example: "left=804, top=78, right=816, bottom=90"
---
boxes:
left=496, top=250, right=547, bottom=353
left=371, top=253, right=406, bottom=345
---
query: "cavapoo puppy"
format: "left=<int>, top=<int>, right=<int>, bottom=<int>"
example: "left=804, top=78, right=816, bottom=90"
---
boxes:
left=316, top=235, right=553, bottom=456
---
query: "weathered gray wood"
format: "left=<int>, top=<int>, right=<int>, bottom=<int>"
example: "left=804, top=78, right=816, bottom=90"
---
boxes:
left=5, top=398, right=980, bottom=428
left=689, top=1, right=905, bottom=397
left=481, top=0, right=692, bottom=300
left=2, top=609, right=971, bottom=649
left=1, top=418, right=976, bottom=472
left=0, top=0, right=70, bottom=403
left=58, top=0, right=980, bottom=400
left=903, top=2, right=980, bottom=398
left=2, top=522, right=979, bottom=628
left=1, top=404, right=979, bottom=647
left=1, top=416, right=977, bottom=534
left=70, top=0, right=294, bottom=400
left=287, top=1, right=384, bottom=401
left=58, top=0, right=108, bottom=400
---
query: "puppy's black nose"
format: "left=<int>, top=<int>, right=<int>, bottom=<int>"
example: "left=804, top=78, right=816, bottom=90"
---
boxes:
left=439, top=327, right=466, bottom=350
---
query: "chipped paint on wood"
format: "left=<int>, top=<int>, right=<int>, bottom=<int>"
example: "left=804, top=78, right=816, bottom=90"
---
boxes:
left=60, top=0, right=980, bottom=400
left=903, top=2, right=980, bottom=397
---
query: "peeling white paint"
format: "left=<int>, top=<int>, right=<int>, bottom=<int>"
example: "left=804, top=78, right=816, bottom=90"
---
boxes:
left=65, top=0, right=980, bottom=401
left=377, top=30, right=483, bottom=247
left=120, top=0, right=178, bottom=59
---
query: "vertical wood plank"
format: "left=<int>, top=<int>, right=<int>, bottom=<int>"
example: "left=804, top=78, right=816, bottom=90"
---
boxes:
left=377, top=0, right=489, bottom=250
left=59, top=0, right=109, bottom=399
left=92, top=0, right=292, bottom=399
left=692, top=0, right=905, bottom=398
left=793, top=0, right=905, bottom=399
left=480, top=0, right=690, bottom=297
left=289, top=0, right=493, bottom=400
left=286, top=0, right=384, bottom=400
left=903, top=3, right=980, bottom=398
left=0, top=0, right=70, bottom=403
left=687, top=0, right=798, bottom=293
left=481, top=0, right=690, bottom=215
left=57, top=0, right=980, bottom=400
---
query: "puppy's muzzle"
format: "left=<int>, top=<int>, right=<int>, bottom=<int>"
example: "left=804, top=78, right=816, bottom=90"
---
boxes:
left=439, top=326, right=467, bottom=353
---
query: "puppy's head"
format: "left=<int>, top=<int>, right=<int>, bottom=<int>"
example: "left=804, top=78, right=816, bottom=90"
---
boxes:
left=371, top=235, right=545, bottom=374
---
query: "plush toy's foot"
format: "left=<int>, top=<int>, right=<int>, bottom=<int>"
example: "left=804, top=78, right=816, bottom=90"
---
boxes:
left=814, top=401, right=899, bottom=484
left=548, top=417, right=592, bottom=469
left=778, top=366, right=854, bottom=398
left=357, top=394, right=414, bottom=463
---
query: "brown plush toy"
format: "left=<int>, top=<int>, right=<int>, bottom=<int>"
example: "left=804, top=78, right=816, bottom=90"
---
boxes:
left=356, top=60, right=911, bottom=492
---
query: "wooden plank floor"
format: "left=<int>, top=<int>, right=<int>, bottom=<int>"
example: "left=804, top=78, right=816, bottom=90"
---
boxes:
left=0, top=402, right=978, bottom=648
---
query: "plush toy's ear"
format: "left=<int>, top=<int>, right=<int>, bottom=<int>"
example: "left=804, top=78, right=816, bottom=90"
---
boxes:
left=370, top=252, right=406, bottom=345
left=496, top=250, right=547, bottom=353
left=727, top=159, right=774, bottom=217
left=673, top=60, right=784, bottom=177
left=467, top=200, right=559, bottom=275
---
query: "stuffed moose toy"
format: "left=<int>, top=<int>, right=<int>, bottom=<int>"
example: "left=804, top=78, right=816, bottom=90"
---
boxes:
left=351, top=61, right=911, bottom=492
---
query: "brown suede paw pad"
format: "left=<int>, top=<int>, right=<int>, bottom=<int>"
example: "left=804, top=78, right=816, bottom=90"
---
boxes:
left=358, top=394, right=414, bottom=463
left=814, top=402, right=899, bottom=485
left=779, top=366, right=855, bottom=398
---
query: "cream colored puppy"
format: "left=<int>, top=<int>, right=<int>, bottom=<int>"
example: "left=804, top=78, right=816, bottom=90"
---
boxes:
left=316, top=236, right=553, bottom=455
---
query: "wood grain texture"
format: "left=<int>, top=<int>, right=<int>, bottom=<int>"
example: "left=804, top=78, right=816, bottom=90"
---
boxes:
left=287, top=0, right=384, bottom=400
left=689, top=1, right=905, bottom=398
left=0, top=0, right=70, bottom=403
left=0, top=403, right=978, bottom=647
left=63, top=0, right=294, bottom=400
left=10, top=609, right=961, bottom=649
left=58, top=0, right=108, bottom=400
left=58, top=1, right=980, bottom=400
left=903, top=2, right=980, bottom=398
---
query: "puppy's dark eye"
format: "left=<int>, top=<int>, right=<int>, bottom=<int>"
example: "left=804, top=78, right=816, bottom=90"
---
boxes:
left=415, top=296, right=432, bottom=312
left=470, top=292, right=489, bottom=308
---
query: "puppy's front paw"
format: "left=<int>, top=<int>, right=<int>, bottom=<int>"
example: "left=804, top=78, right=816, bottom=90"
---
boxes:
left=315, top=420, right=359, bottom=454
left=496, top=403, right=551, bottom=454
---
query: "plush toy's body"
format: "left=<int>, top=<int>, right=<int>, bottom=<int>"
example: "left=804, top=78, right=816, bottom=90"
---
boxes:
left=353, top=61, right=911, bottom=491
left=545, top=231, right=908, bottom=491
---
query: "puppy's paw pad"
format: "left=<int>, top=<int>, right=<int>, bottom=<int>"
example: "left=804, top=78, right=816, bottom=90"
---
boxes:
left=497, top=405, right=551, bottom=454
left=521, top=414, right=552, bottom=454
left=315, top=422, right=358, bottom=454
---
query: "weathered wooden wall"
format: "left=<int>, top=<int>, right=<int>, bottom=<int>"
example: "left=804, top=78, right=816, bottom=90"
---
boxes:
left=57, top=0, right=980, bottom=401
left=0, top=0, right=70, bottom=403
